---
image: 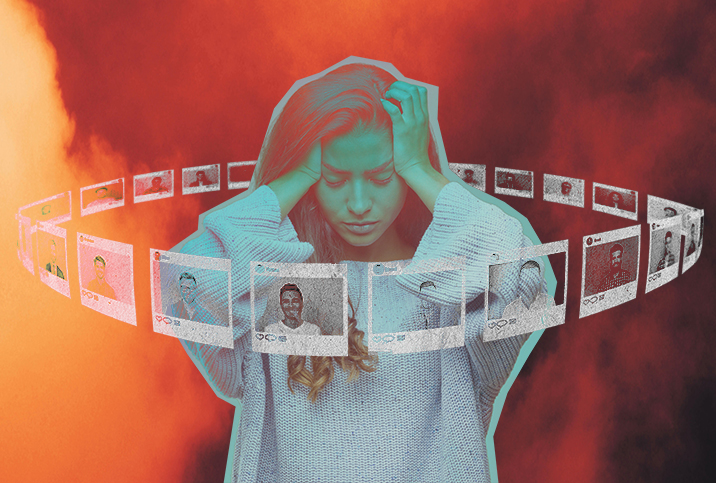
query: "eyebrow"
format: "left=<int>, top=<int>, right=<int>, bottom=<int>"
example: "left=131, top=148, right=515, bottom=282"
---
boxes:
left=322, top=159, right=393, bottom=176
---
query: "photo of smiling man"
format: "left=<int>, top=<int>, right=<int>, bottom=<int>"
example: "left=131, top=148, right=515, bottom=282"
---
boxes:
left=86, top=255, right=117, bottom=300
left=263, top=283, right=322, bottom=335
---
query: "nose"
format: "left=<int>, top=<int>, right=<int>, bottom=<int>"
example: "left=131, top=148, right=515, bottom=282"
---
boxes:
left=346, top=180, right=373, bottom=216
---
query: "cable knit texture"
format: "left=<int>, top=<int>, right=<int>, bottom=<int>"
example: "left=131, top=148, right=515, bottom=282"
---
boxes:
left=179, top=182, right=544, bottom=483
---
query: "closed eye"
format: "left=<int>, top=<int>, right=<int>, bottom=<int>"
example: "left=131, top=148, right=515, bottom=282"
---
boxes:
left=323, top=178, right=346, bottom=188
left=371, top=173, right=393, bottom=185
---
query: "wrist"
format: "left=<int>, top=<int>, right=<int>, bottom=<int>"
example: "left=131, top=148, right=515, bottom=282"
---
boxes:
left=398, top=162, right=449, bottom=213
left=267, top=170, right=317, bottom=220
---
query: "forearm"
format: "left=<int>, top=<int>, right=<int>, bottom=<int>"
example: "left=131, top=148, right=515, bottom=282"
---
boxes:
left=399, top=161, right=450, bottom=213
left=267, top=170, right=316, bottom=220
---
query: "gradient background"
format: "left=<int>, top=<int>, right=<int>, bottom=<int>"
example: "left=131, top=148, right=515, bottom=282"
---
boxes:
left=2, top=0, right=715, bottom=482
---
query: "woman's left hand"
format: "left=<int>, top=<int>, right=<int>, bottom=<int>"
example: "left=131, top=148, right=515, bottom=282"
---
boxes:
left=380, top=81, right=449, bottom=213
left=380, top=81, right=433, bottom=178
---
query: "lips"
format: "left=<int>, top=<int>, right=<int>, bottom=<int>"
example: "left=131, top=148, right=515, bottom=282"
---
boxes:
left=343, top=221, right=379, bottom=235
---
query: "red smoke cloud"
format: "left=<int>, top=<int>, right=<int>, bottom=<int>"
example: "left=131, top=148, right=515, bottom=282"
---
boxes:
left=4, top=0, right=715, bottom=482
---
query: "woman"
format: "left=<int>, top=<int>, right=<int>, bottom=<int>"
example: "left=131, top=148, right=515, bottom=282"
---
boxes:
left=179, top=59, right=546, bottom=482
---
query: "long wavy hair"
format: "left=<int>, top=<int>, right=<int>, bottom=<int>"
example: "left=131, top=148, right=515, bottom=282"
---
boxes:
left=255, top=63, right=442, bottom=402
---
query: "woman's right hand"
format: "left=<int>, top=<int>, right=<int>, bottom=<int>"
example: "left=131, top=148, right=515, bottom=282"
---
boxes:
left=267, top=142, right=322, bottom=220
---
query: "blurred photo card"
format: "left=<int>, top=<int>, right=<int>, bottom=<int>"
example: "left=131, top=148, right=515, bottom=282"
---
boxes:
left=134, top=170, right=174, bottom=203
left=682, top=208, right=704, bottom=274
left=448, top=163, right=486, bottom=191
left=543, top=174, right=585, bottom=208
left=17, top=213, right=35, bottom=275
left=182, top=164, right=220, bottom=195
left=80, top=178, right=125, bottom=216
left=151, top=249, right=232, bottom=348
left=495, top=167, right=534, bottom=198
left=645, top=215, right=682, bottom=294
left=78, top=232, right=137, bottom=326
left=228, top=161, right=256, bottom=190
left=593, top=182, right=638, bottom=220
left=18, top=191, right=72, bottom=226
left=646, top=194, right=694, bottom=224
left=37, top=222, right=70, bottom=298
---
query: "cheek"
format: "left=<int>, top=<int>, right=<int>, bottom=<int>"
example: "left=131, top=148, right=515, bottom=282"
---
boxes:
left=380, top=179, right=408, bottom=219
left=315, top=185, right=341, bottom=220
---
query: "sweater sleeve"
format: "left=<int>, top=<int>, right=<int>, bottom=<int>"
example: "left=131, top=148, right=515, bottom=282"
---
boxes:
left=179, top=186, right=314, bottom=400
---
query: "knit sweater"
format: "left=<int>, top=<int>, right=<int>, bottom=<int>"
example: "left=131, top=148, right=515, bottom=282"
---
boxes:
left=180, top=182, right=544, bottom=483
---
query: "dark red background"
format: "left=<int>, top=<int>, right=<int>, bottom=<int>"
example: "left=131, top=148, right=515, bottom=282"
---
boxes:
left=4, top=0, right=715, bottom=482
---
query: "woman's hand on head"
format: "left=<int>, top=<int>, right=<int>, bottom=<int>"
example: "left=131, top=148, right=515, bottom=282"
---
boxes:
left=380, top=81, right=432, bottom=178
left=268, top=142, right=322, bottom=220
left=380, top=81, right=449, bottom=213
left=294, top=141, right=322, bottom=185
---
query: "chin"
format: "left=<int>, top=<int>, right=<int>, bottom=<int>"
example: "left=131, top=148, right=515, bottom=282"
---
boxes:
left=341, top=232, right=381, bottom=248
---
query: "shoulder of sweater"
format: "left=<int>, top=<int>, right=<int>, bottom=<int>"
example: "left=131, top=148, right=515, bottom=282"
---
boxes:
left=434, top=182, right=522, bottom=237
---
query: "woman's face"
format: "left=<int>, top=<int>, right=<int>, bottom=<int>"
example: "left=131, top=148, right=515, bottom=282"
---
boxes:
left=316, top=129, right=408, bottom=259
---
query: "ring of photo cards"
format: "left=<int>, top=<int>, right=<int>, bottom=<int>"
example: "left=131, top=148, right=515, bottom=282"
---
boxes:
left=150, top=249, right=233, bottom=349
left=593, top=182, right=638, bottom=220
left=250, top=261, right=348, bottom=357
left=484, top=240, right=568, bottom=342
left=580, top=224, right=640, bottom=318
left=37, top=221, right=71, bottom=298
left=682, top=208, right=704, bottom=274
left=494, top=167, right=534, bottom=198
left=368, top=257, right=466, bottom=354
left=77, top=232, right=137, bottom=326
